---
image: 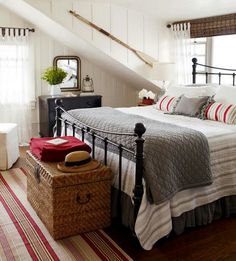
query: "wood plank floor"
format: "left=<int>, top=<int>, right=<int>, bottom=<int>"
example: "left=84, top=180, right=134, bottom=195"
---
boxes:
left=15, top=147, right=236, bottom=261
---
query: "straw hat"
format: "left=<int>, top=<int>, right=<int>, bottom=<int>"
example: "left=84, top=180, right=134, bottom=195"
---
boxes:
left=57, top=151, right=100, bottom=173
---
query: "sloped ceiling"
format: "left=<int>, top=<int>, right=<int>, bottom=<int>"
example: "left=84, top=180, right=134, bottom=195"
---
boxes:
left=2, top=0, right=235, bottom=93
left=88, top=0, right=236, bottom=22
left=0, top=0, right=160, bottom=92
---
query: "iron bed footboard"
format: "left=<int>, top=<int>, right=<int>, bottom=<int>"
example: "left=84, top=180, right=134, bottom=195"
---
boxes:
left=55, top=99, right=146, bottom=225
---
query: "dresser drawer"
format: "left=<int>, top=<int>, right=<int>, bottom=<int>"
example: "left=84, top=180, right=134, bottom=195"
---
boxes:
left=62, top=96, right=101, bottom=110
left=39, top=95, right=102, bottom=137
left=48, top=96, right=101, bottom=112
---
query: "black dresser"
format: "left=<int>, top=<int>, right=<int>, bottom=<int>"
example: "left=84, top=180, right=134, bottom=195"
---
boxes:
left=39, top=95, right=102, bottom=137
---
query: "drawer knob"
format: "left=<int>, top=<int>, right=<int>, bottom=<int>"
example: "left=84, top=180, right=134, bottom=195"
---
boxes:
left=86, top=101, right=92, bottom=106
left=76, top=193, right=91, bottom=204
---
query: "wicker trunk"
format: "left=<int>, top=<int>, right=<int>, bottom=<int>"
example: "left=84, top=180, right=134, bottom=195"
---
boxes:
left=26, top=151, right=112, bottom=239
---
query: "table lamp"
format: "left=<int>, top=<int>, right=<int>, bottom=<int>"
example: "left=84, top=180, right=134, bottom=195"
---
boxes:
left=151, top=62, right=175, bottom=91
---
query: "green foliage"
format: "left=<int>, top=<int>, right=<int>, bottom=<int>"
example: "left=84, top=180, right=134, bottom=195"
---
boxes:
left=41, top=67, right=67, bottom=85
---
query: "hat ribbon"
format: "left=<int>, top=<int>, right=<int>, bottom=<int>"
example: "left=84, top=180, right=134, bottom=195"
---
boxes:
left=65, top=157, right=91, bottom=167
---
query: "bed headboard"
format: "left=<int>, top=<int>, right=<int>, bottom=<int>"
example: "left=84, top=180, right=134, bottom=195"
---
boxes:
left=192, top=58, right=236, bottom=86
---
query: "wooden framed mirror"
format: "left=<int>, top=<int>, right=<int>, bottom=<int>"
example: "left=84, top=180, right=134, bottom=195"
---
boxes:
left=53, top=55, right=81, bottom=92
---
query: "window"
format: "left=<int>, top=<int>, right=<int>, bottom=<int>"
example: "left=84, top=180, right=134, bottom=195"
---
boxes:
left=211, top=34, right=236, bottom=84
left=0, top=43, right=30, bottom=104
left=191, top=37, right=207, bottom=67
left=0, top=31, right=35, bottom=144
left=190, top=37, right=208, bottom=83
left=191, top=34, right=236, bottom=84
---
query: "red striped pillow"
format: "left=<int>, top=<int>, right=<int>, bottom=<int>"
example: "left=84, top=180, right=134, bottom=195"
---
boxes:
left=205, top=102, right=236, bottom=124
left=156, top=95, right=179, bottom=112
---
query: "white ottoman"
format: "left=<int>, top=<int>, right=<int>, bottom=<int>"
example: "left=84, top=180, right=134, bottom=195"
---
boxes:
left=0, top=123, right=20, bottom=170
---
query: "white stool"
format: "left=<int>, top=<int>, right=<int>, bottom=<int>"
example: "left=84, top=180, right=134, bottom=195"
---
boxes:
left=0, top=123, right=20, bottom=170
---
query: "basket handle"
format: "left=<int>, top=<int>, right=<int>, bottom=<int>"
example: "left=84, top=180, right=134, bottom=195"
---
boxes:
left=76, top=193, right=91, bottom=204
left=34, top=166, right=41, bottom=183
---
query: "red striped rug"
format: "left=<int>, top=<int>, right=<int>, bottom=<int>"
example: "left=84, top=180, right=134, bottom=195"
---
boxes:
left=0, top=168, right=132, bottom=261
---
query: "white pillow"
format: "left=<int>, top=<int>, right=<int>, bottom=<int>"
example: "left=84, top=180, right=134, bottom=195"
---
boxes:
left=166, top=84, right=217, bottom=98
left=214, top=85, right=236, bottom=105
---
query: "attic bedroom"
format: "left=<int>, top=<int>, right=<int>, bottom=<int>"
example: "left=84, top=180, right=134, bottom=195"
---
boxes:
left=0, top=0, right=236, bottom=260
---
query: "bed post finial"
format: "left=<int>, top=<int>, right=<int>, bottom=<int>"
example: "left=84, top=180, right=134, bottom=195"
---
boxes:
left=134, top=123, right=146, bottom=138
left=55, top=99, right=63, bottom=137
left=55, top=98, right=63, bottom=107
left=192, top=57, right=197, bottom=84
left=133, top=123, right=146, bottom=222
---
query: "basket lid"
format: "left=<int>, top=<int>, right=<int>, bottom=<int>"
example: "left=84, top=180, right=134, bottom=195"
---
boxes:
left=26, top=151, right=112, bottom=188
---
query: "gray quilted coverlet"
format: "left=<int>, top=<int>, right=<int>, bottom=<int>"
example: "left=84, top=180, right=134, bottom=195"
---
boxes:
left=62, top=107, right=213, bottom=204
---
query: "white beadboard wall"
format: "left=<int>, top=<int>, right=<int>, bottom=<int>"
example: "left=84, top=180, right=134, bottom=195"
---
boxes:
left=0, top=2, right=171, bottom=135
left=0, top=4, right=140, bottom=106
left=24, top=0, right=168, bottom=74
left=0, top=5, right=137, bottom=136
left=34, top=33, right=137, bottom=108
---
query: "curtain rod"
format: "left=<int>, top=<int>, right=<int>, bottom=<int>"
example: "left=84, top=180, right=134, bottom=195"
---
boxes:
left=167, top=20, right=191, bottom=28
left=167, top=21, right=192, bottom=28
left=167, top=21, right=191, bottom=28
left=0, top=26, right=35, bottom=32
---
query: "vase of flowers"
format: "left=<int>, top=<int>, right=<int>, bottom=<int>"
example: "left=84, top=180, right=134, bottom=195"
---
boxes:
left=42, top=67, right=67, bottom=96
left=138, top=89, right=156, bottom=105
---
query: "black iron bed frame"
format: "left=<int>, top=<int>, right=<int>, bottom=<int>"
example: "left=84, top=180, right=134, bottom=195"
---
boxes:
left=192, top=57, right=236, bottom=85
left=55, top=58, right=236, bottom=229
left=55, top=101, right=146, bottom=223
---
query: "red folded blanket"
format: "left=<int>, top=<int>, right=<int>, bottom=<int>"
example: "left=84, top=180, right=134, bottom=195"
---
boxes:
left=30, top=136, right=91, bottom=162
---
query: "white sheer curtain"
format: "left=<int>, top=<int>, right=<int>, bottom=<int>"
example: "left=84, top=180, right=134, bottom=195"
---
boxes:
left=172, top=23, right=192, bottom=84
left=0, top=28, right=35, bottom=144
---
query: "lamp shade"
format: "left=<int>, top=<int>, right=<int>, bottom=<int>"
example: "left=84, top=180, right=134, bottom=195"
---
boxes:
left=151, top=62, right=175, bottom=81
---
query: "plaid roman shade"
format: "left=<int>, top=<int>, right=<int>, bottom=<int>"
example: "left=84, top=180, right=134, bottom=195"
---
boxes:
left=171, top=13, right=236, bottom=38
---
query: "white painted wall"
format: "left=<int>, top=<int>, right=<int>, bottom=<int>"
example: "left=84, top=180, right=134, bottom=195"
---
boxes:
left=25, top=0, right=162, bottom=71
left=34, top=34, right=137, bottom=108
left=0, top=3, right=143, bottom=105
left=1, top=0, right=173, bottom=90
left=0, top=5, right=139, bottom=136
left=0, top=1, right=172, bottom=136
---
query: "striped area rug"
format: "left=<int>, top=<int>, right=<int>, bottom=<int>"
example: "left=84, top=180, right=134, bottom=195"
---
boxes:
left=0, top=168, right=132, bottom=261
